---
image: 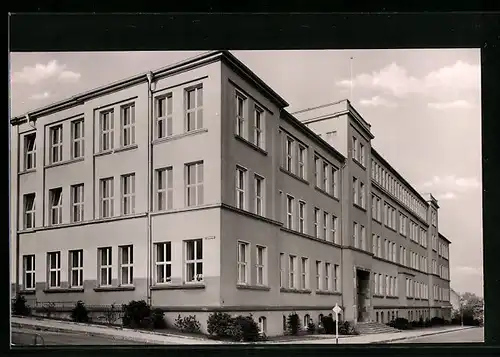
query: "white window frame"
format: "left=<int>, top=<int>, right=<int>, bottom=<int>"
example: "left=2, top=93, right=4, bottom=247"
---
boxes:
left=24, top=133, right=36, bottom=170
left=322, top=162, right=329, bottom=191
left=71, top=119, right=85, bottom=159
left=300, top=257, right=309, bottom=290
left=314, top=156, right=321, bottom=187
left=119, top=245, right=134, bottom=286
left=359, top=143, right=365, bottom=166
left=121, top=174, right=136, bottom=215
left=185, top=85, right=203, bottom=132
left=253, top=105, right=264, bottom=149
left=98, top=247, right=113, bottom=287
left=47, top=251, right=61, bottom=288
left=156, top=167, right=173, bottom=211
left=235, top=93, right=246, bottom=138
left=298, top=201, right=306, bottom=233
left=186, top=161, right=204, bottom=207
left=49, top=187, right=63, bottom=226
left=23, top=193, right=36, bottom=229
left=236, top=167, right=247, bottom=210
left=100, top=177, right=114, bottom=218
left=23, top=255, right=36, bottom=290
left=314, top=207, right=320, bottom=238
left=237, top=241, right=249, bottom=285
left=288, top=255, right=297, bottom=289
left=285, top=137, right=294, bottom=172
left=256, top=245, right=267, bottom=286
left=331, top=215, right=338, bottom=243
left=69, top=249, right=84, bottom=288
left=360, top=225, right=366, bottom=250
left=99, top=110, right=114, bottom=152
left=353, top=177, right=358, bottom=205
left=360, top=182, right=365, bottom=208
left=155, top=242, right=172, bottom=284
left=322, top=211, right=328, bottom=240
left=71, top=184, right=84, bottom=223
left=353, top=222, right=358, bottom=248
left=333, top=264, right=340, bottom=292
left=254, top=174, right=264, bottom=216
left=120, top=104, right=136, bottom=147
left=286, top=195, right=294, bottom=230
left=49, top=124, right=63, bottom=164
left=184, top=239, right=203, bottom=283
left=298, top=144, right=306, bottom=179
left=331, top=166, right=338, bottom=197
left=324, top=262, right=331, bottom=291
left=315, top=260, right=322, bottom=290
left=279, top=253, right=285, bottom=288
left=155, top=94, right=173, bottom=139
left=352, top=136, right=358, bottom=160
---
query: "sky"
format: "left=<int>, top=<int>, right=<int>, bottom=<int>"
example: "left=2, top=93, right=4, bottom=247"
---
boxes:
left=9, top=49, right=483, bottom=297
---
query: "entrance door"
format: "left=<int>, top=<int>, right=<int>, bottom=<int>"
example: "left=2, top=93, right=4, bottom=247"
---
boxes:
left=356, top=269, right=370, bottom=322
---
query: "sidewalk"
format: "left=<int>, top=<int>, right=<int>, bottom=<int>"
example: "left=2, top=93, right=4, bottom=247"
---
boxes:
left=265, top=326, right=476, bottom=344
left=11, top=316, right=223, bottom=345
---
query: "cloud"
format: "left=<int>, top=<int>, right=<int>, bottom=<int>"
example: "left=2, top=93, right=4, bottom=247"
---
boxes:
left=434, top=192, right=457, bottom=200
left=30, top=92, right=51, bottom=100
left=336, top=60, right=479, bottom=99
left=11, top=60, right=81, bottom=85
left=421, top=175, right=480, bottom=200
left=454, top=266, right=483, bottom=276
left=428, top=100, right=474, bottom=110
left=359, top=96, right=397, bottom=108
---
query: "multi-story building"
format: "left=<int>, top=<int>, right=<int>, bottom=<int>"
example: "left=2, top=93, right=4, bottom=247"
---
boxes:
left=9, top=50, right=452, bottom=336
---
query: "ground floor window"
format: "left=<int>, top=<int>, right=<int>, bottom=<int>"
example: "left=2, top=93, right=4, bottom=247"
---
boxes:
left=282, top=315, right=287, bottom=332
left=303, top=314, right=310, bottom=328
left=318, top=314, right=324, bottom=327
left=381, top=311, right=384, bottom=323
left=258, top=316, right=267, bottom=334
left=376, top=311, right=379, bottom=322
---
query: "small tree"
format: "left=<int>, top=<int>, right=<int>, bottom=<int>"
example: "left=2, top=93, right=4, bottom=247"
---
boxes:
left=287, top=312, right=301, bottom=335
left=12, top=294, right=32, bottom=316
left=122, top=300, right=152, bottom=329
left=174, top=314, right=201, bottom=333
left=103, top=303, right=119, bottom=325
left=207, top=312, right=234, bottom=338
left=71, top=301, right=90, bottom=323
left=151, top=308, right=167, bottom=329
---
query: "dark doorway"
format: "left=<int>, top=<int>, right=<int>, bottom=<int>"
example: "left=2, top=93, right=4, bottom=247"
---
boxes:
left=356, top=269, right=371, bottom=322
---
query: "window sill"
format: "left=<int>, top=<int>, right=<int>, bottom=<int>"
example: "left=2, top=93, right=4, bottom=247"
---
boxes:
left=353, top=158, right=366, bottom=170
left=114, top=144, right=138, bottom=153
left=372, top=218, right=383, bottom=225
left=45, top=157, right=84, bottom=169
left=373, top=294, right=385, bottom=298
left=353, top=203, right=367, bottom=212
left=386, top=296, right=399, bottom=299
left=316, top=290, right=341, bottom=296
left=386, top=226, right=398, bottom=233
left=234, top=134, right=268, bottom=156
left=237, top=284, right=271, bottom=291
left=151, top=283, right=205, bottom=290
left=279, top=167, right=309, bottom=185
left=94, top=286, right=135, bottom=292
left=152, top=128, right=208, bottom=145
left=19, top=168, right=36, bottom=175
left=280, top=288, right=311, bottom=294
left=43, top=288, right=84, bottom=294
left=19, top=290, right=36, bottom=295
left=314, top=186, right=339, bottom=201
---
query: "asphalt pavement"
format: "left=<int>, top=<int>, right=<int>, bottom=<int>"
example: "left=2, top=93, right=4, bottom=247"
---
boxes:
left=392, top=327, right=484, bottom=343
left=11, top=327, right=156, bottom=346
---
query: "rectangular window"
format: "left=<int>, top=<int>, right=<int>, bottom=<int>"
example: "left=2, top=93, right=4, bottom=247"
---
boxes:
left=121, top=104, right=136, bottom=147
left=100, top=110, right=114, bottom=151
left=324, top=262, right=331, bottom=291
left=69, top=249, right=84, bottom=288
left=286, top=137, right=294, bottom=172
left=237, top=241, right=249, bottom=285
left=156, top=167, right=173, bottom=211
left=256, top=245, right=266, bottom=286
left=288, top=255, right=297, bottom=289
left=360, top=182, right=365, bottom=208
left=254, top=105, right=264, bottom=149
left=374, top=273, right=379, bottom=295
left=186, top=162, right=204, bottom=207
left=155, top=242, right=172, bottom=284
left=377, top=237, right=382, bottom=257
left=298, top=201, right=306, bottom=233
left=155, top=94, right=173, bottom=139
left=353, top=177, right=358, bottom=205
left=333, top=264, right=340, bottom=292
left=298, top=145, right=306, bottom=179
left=379, top=274, right=383, bottom=296
left=322, top=162, right=328, bottom=191
left=23, top=255, right=36, bottom=290
left=322, top=212, right=328, bottom=240
left=360, top=225, right=366, bottom=250
left=352, top=136, right=358, bottom=160
left=353, top=222, right=358, bottom=248
left=331, top=167, right=339, bottom=197
left=280, top=253, right=285, bottom=288
left=331, top=215, right=338, bottom=243
left=392, top=242, right=396, bottom=262
left=98, top=247, right=112, bottom=287
left=49, top=125, right=63, bottom=164
left=71, top=119, right=85, bottom=159
left=236, top=94, right=246, bottom=137
left=100, top=177, right=114, bottom=218
left=314, top=156, right=321, bottom=187
left=119, top=245, right=133, bottom=286
left=236, top=167, right=246, bottom=210
left=300, top=257, right=308, bottom=290
left=315, top=260, right=322, bottom=290
left=314, top=208, right=320, bottom=238
left=121, top=174, right=136, bottom=215
left=254, top=175, right=264, bottom=216
left=186, top=86, right=203, bottom=131
left=23, top=193, right=36, bottom=229
left=286, top=195, right=294, bottom=230
left=385, top=275, right=390, bottom=296
left=71, top=184, right=84, bottom=223
left=47, top=252, right=61, bottom=288
left=49, top=187, right=62, bottom=225
left=185, top=239, right=203, bottom=282
left=372, top=234, right=377, bottom=256
left=24, top=133, right=36, bottom=170
left=359, top=143, right=365, bottom=166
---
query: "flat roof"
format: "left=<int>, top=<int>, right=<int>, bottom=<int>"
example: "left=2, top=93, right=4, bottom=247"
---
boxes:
left=438, top=232, right=452, bottom=244
left=10, top=50, right=289, bottom=126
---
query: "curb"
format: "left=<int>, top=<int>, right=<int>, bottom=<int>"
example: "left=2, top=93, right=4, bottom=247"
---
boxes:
left=371, top=326, right=476, bottom=344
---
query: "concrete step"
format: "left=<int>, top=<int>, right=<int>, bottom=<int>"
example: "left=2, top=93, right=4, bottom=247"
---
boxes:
left=356, top=322, right=400, bottom=335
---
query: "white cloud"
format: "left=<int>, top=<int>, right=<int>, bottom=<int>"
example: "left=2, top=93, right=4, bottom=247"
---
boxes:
left=428, top=100, right=474, bottom=110
left=11, top=60, right=81, bottom=85
left=421, top=175, right=480, bottom=200
left=455, top=266, right=483, bottom=276
left=359, top=96, right=397, bottom=108
left=434, top=192, right=457, bottom=200
left=30, top=91, right=51, bottom=100
left=336, top=60, right=479, bottom=99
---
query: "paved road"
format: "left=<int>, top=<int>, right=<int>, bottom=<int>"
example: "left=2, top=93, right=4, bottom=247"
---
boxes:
left=11, top=327, right=155, bottom=346
left=394, top=327, right=484, bottom=343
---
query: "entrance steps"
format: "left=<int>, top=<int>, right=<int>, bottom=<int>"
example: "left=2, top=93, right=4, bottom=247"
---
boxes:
left=356, top=321, right=401, bottom=335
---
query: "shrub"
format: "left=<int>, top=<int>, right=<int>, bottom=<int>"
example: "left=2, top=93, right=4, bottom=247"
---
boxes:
left=321, top=316, right=335, bottom=334
left=12, top=294, right=32, bottom=316
left=152, top=308, right=167, bottom=329
left=286, top=312, right=301, bottom=335
left=231, top=315, right=261, bottom=342
left=175, top=314, right=201, bottom=333
left=122, top=300, right=152, bottom=329
left=42, top=302, right=56, bottom=318
left=307, top=321, right=316, bottom=334
left=103, top=303, right=119, bottom=325
left=207, top=312, right=234, bottom=338
left=71, top=301, right=90, bottom=323
left=424, top=318, right=432, bottom=328
left=430, top=316, right=445, bottom=326
left=391, top=317, right=412, bottom=330
left=339, top=321, right=358, bottom=335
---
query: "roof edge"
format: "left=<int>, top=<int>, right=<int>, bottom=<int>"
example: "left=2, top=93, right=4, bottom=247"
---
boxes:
left=438, top=232, right=452, bottom=244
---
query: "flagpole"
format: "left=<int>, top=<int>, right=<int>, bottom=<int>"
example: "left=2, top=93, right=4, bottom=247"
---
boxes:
left=349, top=56, right=354, bottom=103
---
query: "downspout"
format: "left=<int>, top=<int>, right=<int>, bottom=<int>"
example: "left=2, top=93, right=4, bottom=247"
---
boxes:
left=146, top=72, right=154, bottom=306
left=339, top=160, right=347, bottom=320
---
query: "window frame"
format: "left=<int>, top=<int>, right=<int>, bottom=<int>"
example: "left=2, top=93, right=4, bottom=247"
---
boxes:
left=156, top=167, right=173, bottom=211
left=100, top=177, right=114, bottom=218
left=71, top=118, right=85, bottom=159
left=47, top=251, right=61, bottom=288
left=24, top=133, right=37, bottom=170
left=23, top=193, right=36, bottom=229
left=155, top=94, right=173, bottom=139
left=23, top=254, right=36, bottom=290
left=49, top=124, right=63, bottom=164
left=184, top=239, right=203, bottom=283
left=237, top=241, right=250, bottom=285
left=98, top=247, right=113, bottom=287
left=119, top=245, right=134, bottom=286
left=120, top=103, right=136, bottom=147
left=185, top=85, right=203, bottom=132
left=185, top=161, right=204, bottom=207
left=69, top=249, right=84, bottom=288
left=155, top=242, right=172, bottom=284
left=70, top=184, right=84, bottom=223
left=48, top=187, right=63, bottom=226
left=256, top=245, right=267, bottom=286
left=99, top=110, right=114, bottom=152
left=121, top=173, right=136, bottom=215
left=253, top=105, right=265, bottom=149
